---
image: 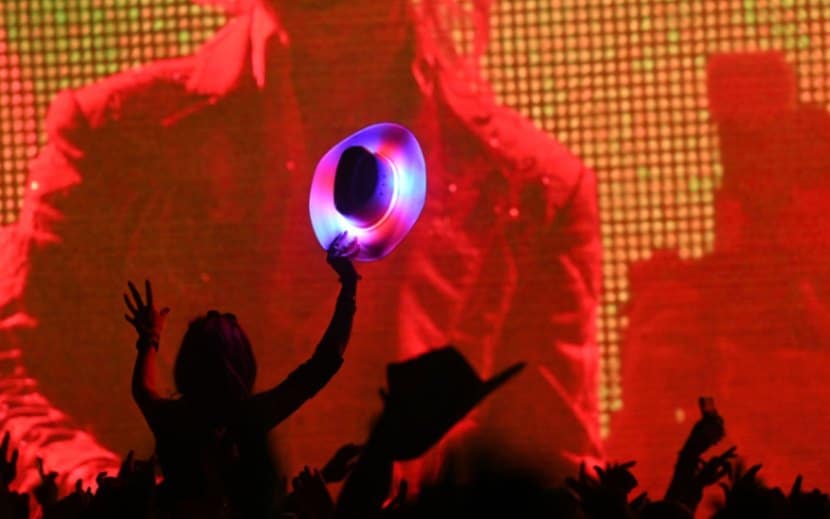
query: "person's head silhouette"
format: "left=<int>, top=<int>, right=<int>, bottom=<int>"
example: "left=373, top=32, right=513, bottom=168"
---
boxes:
left=173, top=310, right=257, bottom=416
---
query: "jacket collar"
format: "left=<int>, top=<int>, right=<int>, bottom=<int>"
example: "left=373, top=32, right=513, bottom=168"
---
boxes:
left=186, top=3, right=283, bottom=97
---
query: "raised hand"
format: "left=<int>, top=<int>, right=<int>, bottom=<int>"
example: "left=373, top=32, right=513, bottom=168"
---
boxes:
left=33, top=458, right=59, bottom=509
left=683, top=398, right=725, bottom=455
left=567, top=462, right=634, bottom=517
left=565, top=461, right=598, bottom=499
left=291, top=466, right=334, bottom=519
left=124, top=280, right=170, bottom=347
left=117, top=450, right=155, bottom=490
left=320, top=443, right=363, bottom=483
left=326, top=231, right=361, bottom=284
left=0, top=433, right=27, bottom=519
left=47, top=479, right=93, bottom=518
left=665, top=399, right=732, bottom=514
left=789, top=474, right=830, bottom=517
left=0, top=432, right=18, bottom=490
left=117, top=450, right=136, bottom=480
left=697, top=445, right=736, bottom=487
left=595, top=461, right=639, bottom=500
left=629, top=491, right=650, bottom=513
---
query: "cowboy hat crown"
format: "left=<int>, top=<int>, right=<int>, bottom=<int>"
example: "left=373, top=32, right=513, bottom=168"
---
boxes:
left=333, top=146, right=395, bottom=227
left=380, top=346, right=525, bottom=460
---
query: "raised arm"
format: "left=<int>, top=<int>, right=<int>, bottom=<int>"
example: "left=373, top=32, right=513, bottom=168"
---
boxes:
left=315, top=234, right=360, bottom=359
left=244, top=233, right=360, bottom=431
left=124, top=280, right=171, bottom=429
left=664, top=398, right=732, bottom=512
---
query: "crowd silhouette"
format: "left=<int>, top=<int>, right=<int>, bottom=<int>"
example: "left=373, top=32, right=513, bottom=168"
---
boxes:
left=609, top=51, right=830, bottom=492
left=0, top=0, right=824, bottom=513
left=2, top=365, right=829, bottom=519
left=0, top=235, right=827, bottom=518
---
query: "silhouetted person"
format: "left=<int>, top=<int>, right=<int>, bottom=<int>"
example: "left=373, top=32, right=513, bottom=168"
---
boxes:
left=663, top=398, right=734, bottom=515
left=0, top=432, right=28, bottom=519
left=124, top=234, right=360, bottom=518
left=0, top=32, right=121, bottom=492
left=334, top=345, right=523, bottom=518
left=609, top=51, right=830, bottom=490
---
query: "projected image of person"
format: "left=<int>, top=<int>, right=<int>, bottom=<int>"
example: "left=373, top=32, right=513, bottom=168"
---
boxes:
left=0, top=34, right=121, bottom=492
left=0, top=0, right=602, bottom=490
left=609, top=51, right=830, bottom=491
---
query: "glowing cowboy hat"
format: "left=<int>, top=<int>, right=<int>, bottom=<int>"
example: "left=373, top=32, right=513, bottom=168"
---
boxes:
left=309, top=123, right=427, bottom=261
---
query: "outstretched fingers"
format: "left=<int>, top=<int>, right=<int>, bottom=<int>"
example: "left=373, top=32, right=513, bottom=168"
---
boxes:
left=791, top=474, right=803, bottom=497
left=328, top=231, right=361, bottom=256
left=340, top=236, right=360, bottom=258
left=123, top=293, right=138, bottom=314
left=145, top=280, right=153, bottom=308
left=127, top=281, right=145, bottom=309
left=327, top=231, right=347, bottom=253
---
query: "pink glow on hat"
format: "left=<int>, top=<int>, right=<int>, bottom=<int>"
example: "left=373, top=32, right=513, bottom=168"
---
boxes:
left=309, top=123, right=427, bottom=261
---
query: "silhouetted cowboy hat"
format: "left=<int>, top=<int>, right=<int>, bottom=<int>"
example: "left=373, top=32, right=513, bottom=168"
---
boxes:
left=379, top=346, right=525, bottom=461
left=309, top=123, right=427, bottom=261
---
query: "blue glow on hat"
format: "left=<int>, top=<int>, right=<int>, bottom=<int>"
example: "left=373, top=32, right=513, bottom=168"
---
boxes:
left=309, top=123, right=427, bottom=261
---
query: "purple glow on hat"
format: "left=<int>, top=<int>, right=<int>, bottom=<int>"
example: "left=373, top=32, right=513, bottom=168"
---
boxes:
left=309, top=123, right=427, bottom=261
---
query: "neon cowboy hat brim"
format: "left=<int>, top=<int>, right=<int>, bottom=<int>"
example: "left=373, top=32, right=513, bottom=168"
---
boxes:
left=309, top=122, right=427, bottom=262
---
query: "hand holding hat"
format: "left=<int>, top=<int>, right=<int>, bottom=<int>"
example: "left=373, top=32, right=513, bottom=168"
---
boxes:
left=309, top=123, right=427, bottom=262
left=326, top=231, right=361, bottom=284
